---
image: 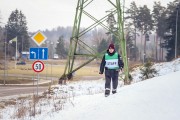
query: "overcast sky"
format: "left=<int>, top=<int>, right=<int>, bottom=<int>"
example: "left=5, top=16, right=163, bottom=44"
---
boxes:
left=0, top=0, right=173, bottom=32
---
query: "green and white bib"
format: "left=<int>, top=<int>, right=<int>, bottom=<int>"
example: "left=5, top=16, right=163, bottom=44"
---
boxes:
left=105, top=52, right=119, bottom=69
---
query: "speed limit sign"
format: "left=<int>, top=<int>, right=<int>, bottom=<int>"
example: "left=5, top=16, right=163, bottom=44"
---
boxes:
left=32, top=61, right=44, bottom=72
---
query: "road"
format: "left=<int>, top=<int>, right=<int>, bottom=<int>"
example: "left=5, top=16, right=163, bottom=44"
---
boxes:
left=0, top=73, right=58, bottom=80
left=0, top=86, right=48, bottom=98
left=0, top=75, right=102, bottom=98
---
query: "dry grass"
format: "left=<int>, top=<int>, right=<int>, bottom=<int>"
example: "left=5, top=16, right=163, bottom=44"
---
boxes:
left=4, top=100, right=16, bottom=106
left=0, top=84, right=77, bottom=119
left=129, top=61, right=143, bottom=71
left=0, top=112, right=2, bottom=119
left=11, top=99, right=29, bottom=119
left=0, top=77, right=33, bottom=84
left=0, top=102, right=5, bottom=109
left=0, top=99, right=16, bottom=111
left=0, top=59, right=142, bottom=85
left=0, top=60, right=99, bottom=77
left=15, top=105, right=29, bottom=119
left=0, top=59, right=100, bottom=85
left=17, top=96, right=30, bottom=100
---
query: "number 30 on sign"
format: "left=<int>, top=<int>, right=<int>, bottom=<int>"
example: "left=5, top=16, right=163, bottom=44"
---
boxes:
left=32, top=61, right=44, bottom=72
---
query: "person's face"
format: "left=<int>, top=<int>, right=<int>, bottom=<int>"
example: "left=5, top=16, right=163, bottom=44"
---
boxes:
left=109, top=48, right=114, bottom=53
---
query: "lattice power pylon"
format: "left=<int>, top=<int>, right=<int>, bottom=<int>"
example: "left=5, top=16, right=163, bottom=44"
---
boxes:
left=59, top=0, right=130, bottom=84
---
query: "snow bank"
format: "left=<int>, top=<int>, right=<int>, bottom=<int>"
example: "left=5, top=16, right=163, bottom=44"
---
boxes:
left=42, top=70, right=180, bottom=120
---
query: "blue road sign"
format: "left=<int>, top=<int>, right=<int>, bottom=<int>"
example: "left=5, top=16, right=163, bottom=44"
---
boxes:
left=39, top=48, right=48, bottom=60
left=29, top=47, right=48, bottom=60
left=30, top=48, right=38, bottom=60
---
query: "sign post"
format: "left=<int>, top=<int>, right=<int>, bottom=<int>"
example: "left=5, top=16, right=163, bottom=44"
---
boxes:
left=32, top=60, right=45, bottom=96
left=31, top=31, right=47, bottom=96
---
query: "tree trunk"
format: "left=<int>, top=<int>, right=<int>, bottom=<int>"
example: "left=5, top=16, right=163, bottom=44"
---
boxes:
left=159, top=37, right=162, bottom=61
left=140, top=31, right=143, bottom=61
left=144, top=34, right=146, bottom=63
left=156, top=33, right=158, bottom=62
left=134, top=28, right=137, bottom=61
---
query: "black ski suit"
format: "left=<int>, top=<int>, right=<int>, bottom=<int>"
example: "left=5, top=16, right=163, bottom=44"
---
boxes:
left=99, top=50, right=124, bottom=94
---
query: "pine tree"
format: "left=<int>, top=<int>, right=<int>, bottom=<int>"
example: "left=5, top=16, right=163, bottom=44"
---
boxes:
left=140, top=59, right=158, bottom=80
left=137, top=5, right=153, bottom=34
left=0, top=27, right=5, bottom=59
left=164, top=1, right=180, bottom=61
left=97, top=38, right=108, bottom=53
left=152, top=1, right=167, bottom=61
left=152, top=2, right=167, bottom=36
left=55, top=36, right=67, bottom=59
left=126, top=32, right=135, bottom=60
left=125, top=1, right=139, bottom=61
left=5, top=9, right=30, bottom=54
left=112, top=35, right=119, bottom=52
left=137, top=5, right=153, bottom=62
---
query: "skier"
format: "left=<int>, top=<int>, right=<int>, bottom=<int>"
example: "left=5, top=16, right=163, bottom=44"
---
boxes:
left=99, top=43, right=124, bottom=97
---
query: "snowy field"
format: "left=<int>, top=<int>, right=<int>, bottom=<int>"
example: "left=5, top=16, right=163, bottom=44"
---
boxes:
left=0, top=58, right=180, bottom=120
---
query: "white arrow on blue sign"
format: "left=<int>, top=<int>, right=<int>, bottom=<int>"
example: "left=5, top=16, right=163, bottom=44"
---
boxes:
left=29, top=47, right=48, bottom=60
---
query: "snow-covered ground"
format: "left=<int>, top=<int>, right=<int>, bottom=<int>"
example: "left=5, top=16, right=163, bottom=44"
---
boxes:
left=0, top=58, right=180, bottom=120
left=131, top=58, right=180, bottom=82
left=44, top=70, right=180, bottom=120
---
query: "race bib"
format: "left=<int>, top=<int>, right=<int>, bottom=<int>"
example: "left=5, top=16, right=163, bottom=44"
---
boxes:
left=105, top=59, right=119, bottom=69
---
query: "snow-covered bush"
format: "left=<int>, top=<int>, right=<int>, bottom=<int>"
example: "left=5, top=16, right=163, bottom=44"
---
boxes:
left=140, top=60, right=158, bottom=80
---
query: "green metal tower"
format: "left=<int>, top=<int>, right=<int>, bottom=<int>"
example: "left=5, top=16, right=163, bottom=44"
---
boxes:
left=59, top=0, right=130, bottom=84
